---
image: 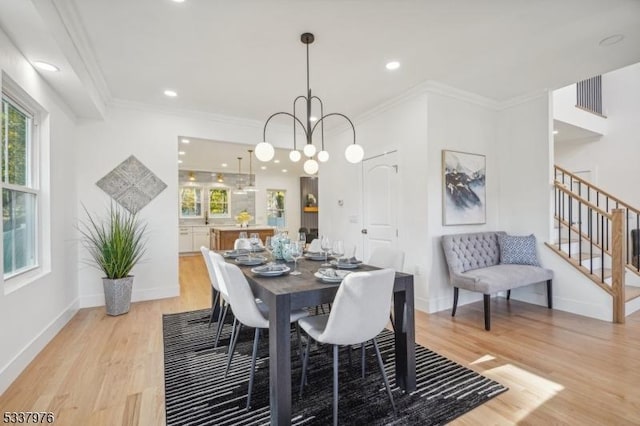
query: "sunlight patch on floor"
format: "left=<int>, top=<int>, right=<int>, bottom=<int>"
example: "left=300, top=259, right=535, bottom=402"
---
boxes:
left=469, top=354, right=495, bottom=365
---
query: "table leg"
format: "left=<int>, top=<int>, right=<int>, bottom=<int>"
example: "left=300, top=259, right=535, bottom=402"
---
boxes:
left=393, top=277, right=416, bottom=392
left=269, top=293, right=292, bottom=425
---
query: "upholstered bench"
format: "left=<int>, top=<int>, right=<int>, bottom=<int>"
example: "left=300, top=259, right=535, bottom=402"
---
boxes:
left=441, top=231, right=553, bottom=330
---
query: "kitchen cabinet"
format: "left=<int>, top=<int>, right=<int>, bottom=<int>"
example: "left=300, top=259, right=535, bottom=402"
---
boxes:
left=179, top=227, right=193, bottom=253
left=179, top=226, right=212, bottom=253
left=210, top=226, right=275, bottom=250
left=192, top=227, right=211, bottom=251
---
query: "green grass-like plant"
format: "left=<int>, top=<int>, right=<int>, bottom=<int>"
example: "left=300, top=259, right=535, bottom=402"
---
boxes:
left=79, top=204, right=147, bottom=279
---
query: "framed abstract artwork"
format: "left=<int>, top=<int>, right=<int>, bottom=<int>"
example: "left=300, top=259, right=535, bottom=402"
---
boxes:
left=442, top=150, right=486, bottom=225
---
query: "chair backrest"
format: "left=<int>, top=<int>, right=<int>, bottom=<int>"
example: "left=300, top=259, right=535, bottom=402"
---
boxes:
left=234, top=238, right=252, bottom=250
left=368, top=246, right=405, bottom=271
left=200, top=246, right=219, bottom=291
left=308, top=238, right=322, bottom=252
left=219, top=262, right=269, bottom=329
left=208, top=251, right=229, bottom=297
left=319, top=269, right=395, bottom=345
left=441, top=232, right=501, bottom=274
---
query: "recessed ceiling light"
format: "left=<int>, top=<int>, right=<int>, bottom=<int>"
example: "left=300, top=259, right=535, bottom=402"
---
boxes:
left=33, top=61, right=60, bottom=72
left=274, top=159, right=280, bottom=164
left=282, top=169, right=288, bottom=173
left=221, top=163, right=228, bottom=168
left=178, top=160, right=183, bottom=164
left=599, top=34, right=624, bottom=47
left=164, top=89, right=178, bottom=97
left=385, top=61, right=400, bottom=70
left=309, top=116, right=318, bottom=122
left=181, top=138, right=190, bottom=144
left=260, top=166, right=267, bottom=170
left=553, top=130, right=559, bottom=135
left=178, top=151, right=185, bottom=155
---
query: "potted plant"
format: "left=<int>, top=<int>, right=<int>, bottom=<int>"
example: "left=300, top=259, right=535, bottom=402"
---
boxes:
left=78, top=203, right=147, bottom=316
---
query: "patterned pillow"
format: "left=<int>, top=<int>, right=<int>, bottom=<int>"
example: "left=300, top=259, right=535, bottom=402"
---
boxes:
left=498, top=234, right=539, bottom=266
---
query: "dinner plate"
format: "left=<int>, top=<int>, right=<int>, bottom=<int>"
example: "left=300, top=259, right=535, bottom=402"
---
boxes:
left=314, top=269, right=351, bottom=283
left=305, top=252, right=327, bottom=261
left=223, top=249, right=250, bottom=258
left=235, top=255, right=267, bottom=266
left=330, top=259, right=360, bottom=269
left=251, top=264, right=291, bottom=277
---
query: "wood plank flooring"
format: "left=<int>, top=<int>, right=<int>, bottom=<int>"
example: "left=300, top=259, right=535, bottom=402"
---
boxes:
left=1, top=254, right=639, bottom=425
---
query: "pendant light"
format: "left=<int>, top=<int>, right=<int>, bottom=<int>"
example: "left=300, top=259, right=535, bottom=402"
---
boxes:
left=244, top=149, right=258, bottom=192
left=232, top=157, right=247, bottom=195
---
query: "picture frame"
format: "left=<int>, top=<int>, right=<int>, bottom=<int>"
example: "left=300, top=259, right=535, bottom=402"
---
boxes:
left=442, top=150, right=486, bottom=225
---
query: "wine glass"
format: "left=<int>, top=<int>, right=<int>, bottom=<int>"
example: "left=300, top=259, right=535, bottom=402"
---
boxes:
left=264, top=236, right=273, bottom=263
left=321, top=236, right=332, bottom=266
left=332, top=240, right=344, bottom=263
left=249, top=233, right=260, bottom=258
left=298, top=232, right=306, bottom=250
left=289, top=242, right=303, bottom=275
left=239, top=231, right=248, bottom=240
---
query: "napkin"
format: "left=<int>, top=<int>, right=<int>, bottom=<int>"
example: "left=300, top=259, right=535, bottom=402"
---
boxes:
left=338, top=257, right=362, bottom=264
left=254, top=264, right=287, bottom=272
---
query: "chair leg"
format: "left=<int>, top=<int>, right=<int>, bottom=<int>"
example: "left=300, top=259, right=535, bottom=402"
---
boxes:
left=452, top=287, right=459, bottom=317
left=246, top=328, right=260, bottom=410
left=208, top=291, right=220, bottom=328
left=389, top=310, right=396, bottom=332
left=295, top=323, right=304, bottom=364
left=227, top=317, right=238, bottom=355
left=372, top=337, right=396, bottom=415
left=224, top=322, right=242, bottom=378
left=483, top=294, right=491, bottom=331
left=213, top=303, right=229, bottom=348
left=506, top=289, right=511, bottom=300
left=361, top=342, right=366, bottom=379
left=333, top=344, right=339, bottom=426
left=299, top=334, right=312, bottom=397
left=547, top=279, right=553, bottom=309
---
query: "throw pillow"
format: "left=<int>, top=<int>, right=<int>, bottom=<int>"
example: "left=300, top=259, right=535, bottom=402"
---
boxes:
left=498, top=234, right=540, bottom=266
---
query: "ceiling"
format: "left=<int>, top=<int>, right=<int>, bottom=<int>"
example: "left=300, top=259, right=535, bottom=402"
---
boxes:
left=1, top=0, right=640, bottom=122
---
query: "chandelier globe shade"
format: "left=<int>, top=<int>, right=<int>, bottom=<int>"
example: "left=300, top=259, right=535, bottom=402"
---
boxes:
left=258, top=32, right=363, bottom=171
left=303, top=159, right=319, bottom=175
left=345, top=143, right=364, bottom=164
left=289, top=150, right=301, bottom=162
left=255, top=141, right=275, bottom=162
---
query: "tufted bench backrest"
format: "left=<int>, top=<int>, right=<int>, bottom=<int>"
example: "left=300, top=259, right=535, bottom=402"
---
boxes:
left=441, top=232, right=502, bottom=274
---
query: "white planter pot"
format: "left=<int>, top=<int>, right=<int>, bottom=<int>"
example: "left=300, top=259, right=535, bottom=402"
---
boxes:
left=102, top=276, right=134, bottom=316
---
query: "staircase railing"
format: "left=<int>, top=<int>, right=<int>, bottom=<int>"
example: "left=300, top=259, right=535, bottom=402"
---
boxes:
left=553, top=165, right=627, bottom=323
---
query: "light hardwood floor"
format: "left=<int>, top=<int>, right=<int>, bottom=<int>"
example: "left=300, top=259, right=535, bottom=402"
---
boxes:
left=1, top=255, right=639, bottom=425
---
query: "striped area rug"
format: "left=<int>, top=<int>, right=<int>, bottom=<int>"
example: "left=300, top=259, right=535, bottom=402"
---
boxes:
left=163, top=309, right=507, bottom=425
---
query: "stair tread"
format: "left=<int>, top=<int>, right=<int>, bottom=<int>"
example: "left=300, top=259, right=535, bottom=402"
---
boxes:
left=569, top=252, right=602, bottom=260
left=590, top=268, right=612, bottom=279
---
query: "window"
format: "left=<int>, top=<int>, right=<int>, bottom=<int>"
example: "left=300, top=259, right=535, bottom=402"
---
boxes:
left=1, top=93, right=38, bottom=278
left=208, top=188, right=230, bottom=217
left=180, top=186, right=202, bottom=218
left=267, top=189, right=286, bottom=228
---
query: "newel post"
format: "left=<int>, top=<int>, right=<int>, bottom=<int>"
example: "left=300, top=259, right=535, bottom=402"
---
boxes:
left=611, top=208, right=626, bottom=323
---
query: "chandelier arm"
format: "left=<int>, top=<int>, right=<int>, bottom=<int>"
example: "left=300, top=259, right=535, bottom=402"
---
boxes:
left=263, top=111, right=308, bottom=143
left=293, top=96, right=307, bottom=150
left=311, top=96, right=325, bottom=150
left=310, top=112, right=356, bottom=145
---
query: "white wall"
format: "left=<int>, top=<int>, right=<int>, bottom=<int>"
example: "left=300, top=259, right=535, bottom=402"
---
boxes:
left=0, top=28, right=79, bottom=394
left=556, top=62, right=640, bottom=207
left=75, top=105, right=293, bottom=307
left=553, top=83, right=608, bottom=136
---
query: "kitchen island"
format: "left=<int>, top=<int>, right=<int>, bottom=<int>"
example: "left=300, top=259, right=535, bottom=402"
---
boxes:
left=210, top=226, right=276, bottom=250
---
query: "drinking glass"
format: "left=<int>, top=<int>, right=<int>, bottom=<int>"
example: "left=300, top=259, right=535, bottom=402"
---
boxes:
left=289, top=242, right=303, bottom=275
left=239, top=231, right=248, bottom=240
left=298, top=232, right=306, bottom=247
left=321, top=236, right=332, bottom=266
left=332, top=240, right=344, bottom=262
left=264, top=236, right=273, bottom=263
left=249, top=233, right=260, bottom=258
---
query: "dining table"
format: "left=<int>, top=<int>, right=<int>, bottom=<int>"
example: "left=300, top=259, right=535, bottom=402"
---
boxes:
left=222, top=255, right=416, bottom=426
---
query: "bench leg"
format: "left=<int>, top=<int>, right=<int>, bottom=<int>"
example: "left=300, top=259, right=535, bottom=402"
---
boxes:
left=452, top=287, right=459, bottom=317
left=506, top=290, right=511, bottom=300
left=483, top=294, right=491, bottom=331
left=547, top=279, right=553, bottom=309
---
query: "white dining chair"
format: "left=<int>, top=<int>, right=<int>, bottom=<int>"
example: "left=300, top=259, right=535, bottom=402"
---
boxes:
left=200, top=246, right=222, bottom=330
left=218, top=261, right=309, bottom=409
left=368, top=246, right=405, bottom=332
left=234, top=238, right=252, bottom=250
left=208, top=250, right=235, bottom=348
left=298, top=268, right=397, bottom=426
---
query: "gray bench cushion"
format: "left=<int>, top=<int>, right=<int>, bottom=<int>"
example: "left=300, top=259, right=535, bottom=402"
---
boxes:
left=453, top=264, right=553, bottom=294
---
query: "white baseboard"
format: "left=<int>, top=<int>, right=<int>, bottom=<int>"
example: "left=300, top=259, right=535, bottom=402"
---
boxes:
left=79, top=285, right=180, bottom=308
left=0, top=299, right=79, bottom=395
left=426, top=292, right=483, bottom=314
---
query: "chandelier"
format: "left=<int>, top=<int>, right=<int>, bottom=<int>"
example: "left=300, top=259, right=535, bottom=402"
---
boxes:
left=255, top=32, right=364, bottom=174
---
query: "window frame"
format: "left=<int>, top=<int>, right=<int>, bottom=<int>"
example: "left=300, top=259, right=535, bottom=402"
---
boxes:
left=1, top=90, right=40, bottom=281
left=266, top=189, right=286, bottom=228
left=207, top=187, right=231, bottom=219
left=179, top=185, right=204, bottom=219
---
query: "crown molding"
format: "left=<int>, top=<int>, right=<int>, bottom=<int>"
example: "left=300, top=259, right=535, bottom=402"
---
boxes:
left=496, top=90, right=549, bottom=110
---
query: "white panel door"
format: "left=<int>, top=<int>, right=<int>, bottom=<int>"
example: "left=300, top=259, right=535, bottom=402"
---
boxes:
left=362, top=152, right=399, bottom=261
